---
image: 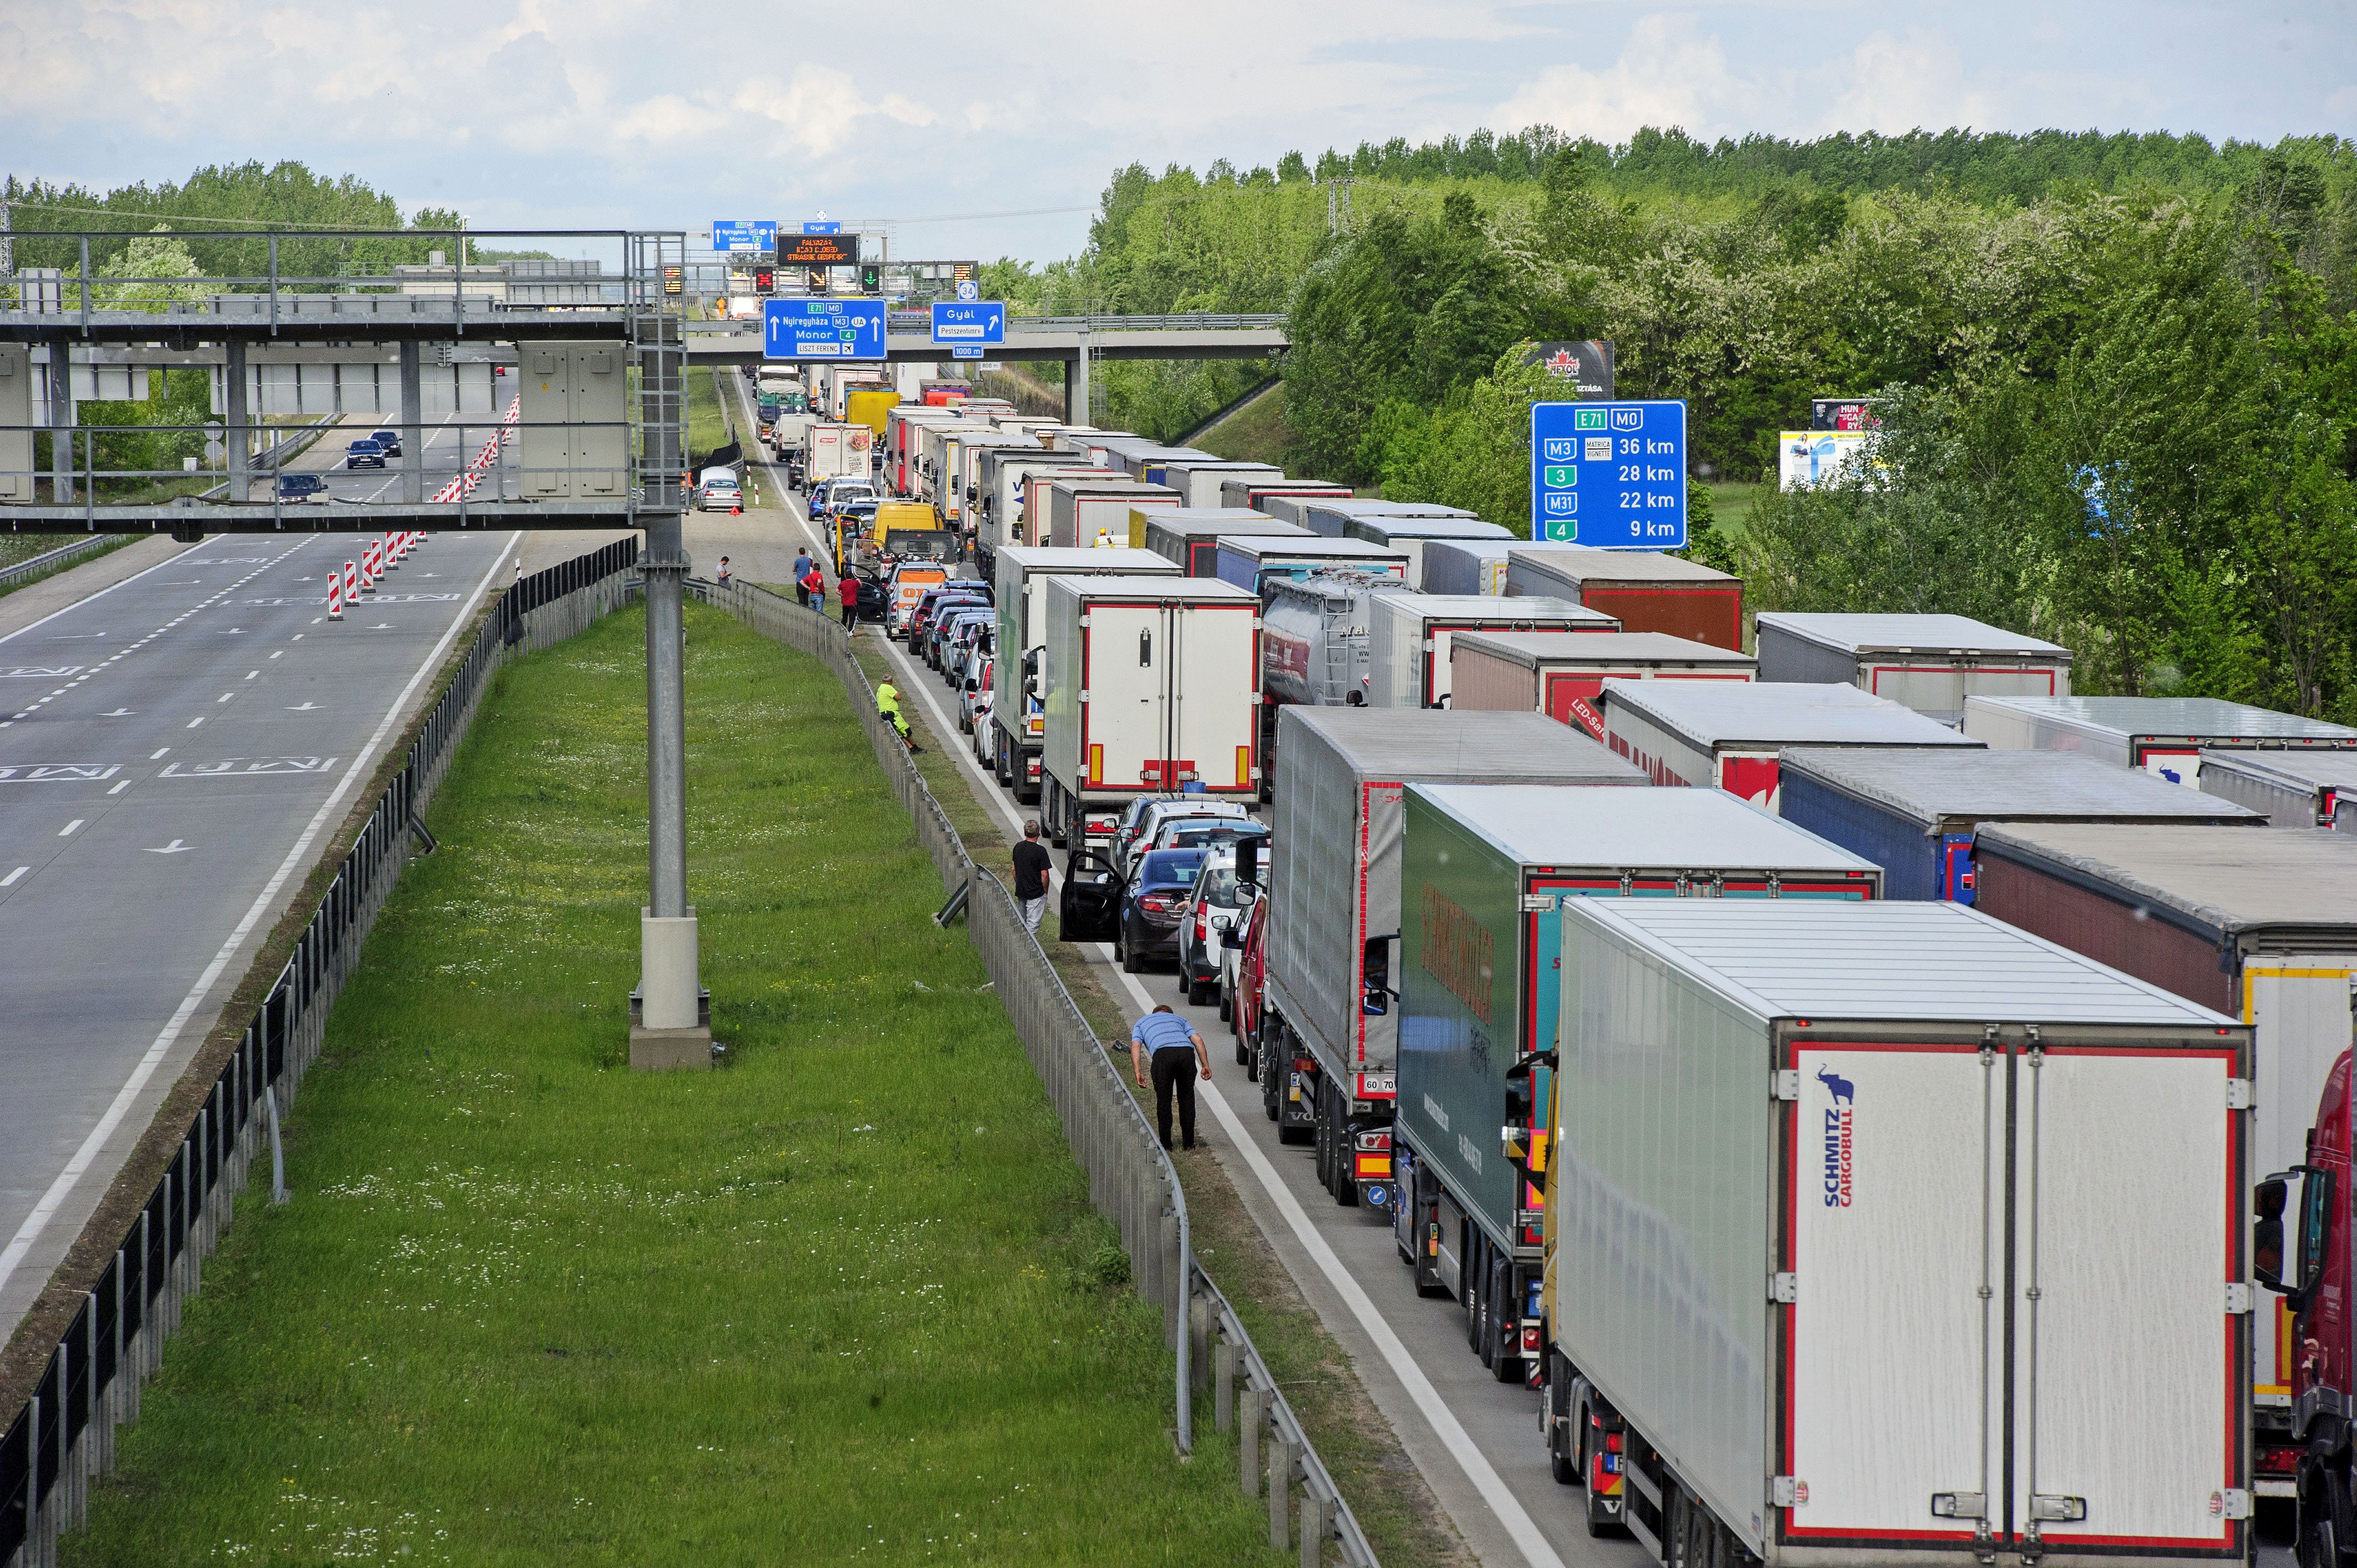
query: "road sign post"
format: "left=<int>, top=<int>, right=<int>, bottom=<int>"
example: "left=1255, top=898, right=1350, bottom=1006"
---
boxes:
left=930, top=301, right=1006, bottom=347
left=763, top=298, right=888, bottom=361
left=1529, top=400, right=1687, bottom=549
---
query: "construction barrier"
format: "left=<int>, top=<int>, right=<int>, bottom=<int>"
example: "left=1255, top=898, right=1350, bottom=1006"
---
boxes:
left=326, top=571, right=342, bottom=621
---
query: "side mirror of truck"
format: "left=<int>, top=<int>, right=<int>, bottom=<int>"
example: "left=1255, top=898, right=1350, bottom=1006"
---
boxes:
left=2253, top=1176, right=2288, bottom=1296
left=1361, top=933, right=1395, bottom=1017
left=2256, top=1166, right=2331, bottom=1309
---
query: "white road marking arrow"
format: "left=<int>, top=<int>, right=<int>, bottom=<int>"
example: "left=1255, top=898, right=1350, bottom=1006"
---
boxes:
left=100, top=709, right=133, bottom=716
left=286, top=702, right=321, bottom=711
left=145, top=840, right=191, bottom=854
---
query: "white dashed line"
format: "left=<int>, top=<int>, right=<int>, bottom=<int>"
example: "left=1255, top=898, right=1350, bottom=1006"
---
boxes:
left=150, top=748, right=168, bottom=760
left=1, top=867, right=25, bottom=887
left=107, top=780, right=128, bottom=795
left=57, top=819, right=83, bottom=837
left=186, top=718, right=203, bottom=729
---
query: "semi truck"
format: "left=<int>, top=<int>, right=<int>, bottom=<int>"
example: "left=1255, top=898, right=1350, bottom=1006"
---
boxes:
left=1393, top=787, right=1881, bottom=1388
left=1343, top=517, right=1519, bottom=590
left=1449, top=630, right=1756, bottom=737
left=1042, top=478, right=1181, bottom=549
left=2197, top=749, right=2357, bottom=828
left=1963, top=695, right=2357, bottom=787
left=1295, top=498, right=1478, bottom=539
left=1365, top=592, right=1617, bottom=709
left=1143, top=459, right=1285, bottom=507
left=979, top=454, right=1106, bottom=563
left=1775, top=746, right=2263, bottom=902
left=1214, top=536, right=1408, bottom=597
left=1257, top=716, right=1646, bottom=1203
left=1505, top=546, right=1746, bottom=652
left=1134, top=508, right=1303, bottom=573
left=1754, top=612, right=2074, bottom=724
left=1969, top=822, right=2357, bottom=1498
left=802, top=422, right=868, bottom=485
left=988, top=546, right=1176, bottom=803
left=1602, top=679, right=1982, bottom=808
left=1035, top=574, right=1260, bottom=848
left=1222, top=478, right=1352, bottom=514
left=1540, top=898, right=2252, bottom=1568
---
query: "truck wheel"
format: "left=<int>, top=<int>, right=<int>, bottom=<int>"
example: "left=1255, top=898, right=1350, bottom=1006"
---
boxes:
left=1312, top=1081, right=1332, bottom=1190
left=1260, top=1036, right=1281, bottom=1121
left=1547, top=1358, right=1580, bottom=1486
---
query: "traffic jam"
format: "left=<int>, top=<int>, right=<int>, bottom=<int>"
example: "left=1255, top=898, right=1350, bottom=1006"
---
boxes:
left=767, top=358, right=2357, bottom=1568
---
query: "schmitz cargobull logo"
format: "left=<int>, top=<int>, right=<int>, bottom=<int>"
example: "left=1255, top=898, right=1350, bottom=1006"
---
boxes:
left=1818, top=1065, right=1854, bottom=1209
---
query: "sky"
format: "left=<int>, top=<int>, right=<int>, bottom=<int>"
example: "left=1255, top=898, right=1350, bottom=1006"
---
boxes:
left=2, top=0, right=2351, bottom=264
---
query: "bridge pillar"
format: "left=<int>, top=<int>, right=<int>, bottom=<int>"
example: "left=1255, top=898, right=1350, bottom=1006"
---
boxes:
left=47, top=345, right=73, bottom=503
left=398, top=341, right=424, bottom=503
left=224, top=341, right=249, bottom=503
left=1066, top=334, right=1091, bottom=426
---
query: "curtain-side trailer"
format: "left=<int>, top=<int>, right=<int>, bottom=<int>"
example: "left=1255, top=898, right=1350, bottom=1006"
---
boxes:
left=1540, top=899, right=2251, bottom=1568
left=1259, top=719, right=1645, bottom=1205
left=1394, top=787, right=1880, bottom=1388
left=1505, top=546, right=1745, bottom=651
left=1754, top=612, right=2073, bottom=724
left=1971, top=822, right=2357, bottom=1497
left=1036, top=575, right=1260, bottom=849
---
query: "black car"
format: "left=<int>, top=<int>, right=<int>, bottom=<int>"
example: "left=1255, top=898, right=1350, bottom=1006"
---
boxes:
left=369, top=429, right=403, bottom=457
left=850, top=569, right=889, bottom=623
left=1110, top=848, right=1210, bottom=972
left=274, top=472, right=330, bottom=502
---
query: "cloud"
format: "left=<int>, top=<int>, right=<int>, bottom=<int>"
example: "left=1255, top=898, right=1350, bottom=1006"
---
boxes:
left=1492, top=15, right=1749, bottom=143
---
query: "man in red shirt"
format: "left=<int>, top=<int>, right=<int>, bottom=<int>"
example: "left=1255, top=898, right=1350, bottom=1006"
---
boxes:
left=837, top=571, right=860, bottom=630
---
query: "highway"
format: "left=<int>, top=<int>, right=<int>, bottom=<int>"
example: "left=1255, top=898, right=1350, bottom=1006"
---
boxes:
left=0, top=487, right=522, bottom=1343
left=737, top=422, right=1623, bottom=1567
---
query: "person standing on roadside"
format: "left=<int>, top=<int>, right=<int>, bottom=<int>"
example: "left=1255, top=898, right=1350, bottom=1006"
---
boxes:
left=1130, top=1004, right=1211, bottom=1152
left=837, top=571, right=861, bottom=631
left=715, top=555, right=732, bottom=588
left=1012, top=821, right=1054, bottom=935
left=800, top=559, right=826, bottom=611
left=791, top=549, right=814, bottom=608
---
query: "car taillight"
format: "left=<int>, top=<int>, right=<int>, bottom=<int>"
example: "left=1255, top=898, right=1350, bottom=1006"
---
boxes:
left=1194, top=905, right=1208, bottom=942
left=1141, top=895, right=1172, bottom=914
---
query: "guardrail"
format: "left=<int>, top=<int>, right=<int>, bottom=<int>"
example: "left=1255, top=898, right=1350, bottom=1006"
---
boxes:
left=697, top=578, right=1375, bottom=1567
left=0, top=538, right=124, bottom=591
left=683, top=312, right=1287, bottom=336
left=0, top=537, right=643, bottom=1568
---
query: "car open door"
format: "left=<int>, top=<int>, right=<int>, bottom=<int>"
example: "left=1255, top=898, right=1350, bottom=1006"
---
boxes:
left=1060, top=848, right=1123, bottom=942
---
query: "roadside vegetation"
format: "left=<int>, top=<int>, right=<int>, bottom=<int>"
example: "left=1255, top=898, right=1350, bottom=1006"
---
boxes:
left=70, top=602, right=1280, bottom=1565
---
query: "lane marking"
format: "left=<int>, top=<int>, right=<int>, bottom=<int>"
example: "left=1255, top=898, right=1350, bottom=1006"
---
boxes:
left=57, top=819, right=83, bottom=836
left=186, top=718, right=203, bottom=729
left=867, top=606, right=1569, bottom=1568
left=144, top=839, right=191, bottom=855
left=0, top=866, right=24, bottom=886
left=150, top=748, right=169, bottom=760
left=216, top=693, right=234, bottom=704
left=108, top=780, right=129, bottom=795
left=0, top=531, right=521, bottom=1303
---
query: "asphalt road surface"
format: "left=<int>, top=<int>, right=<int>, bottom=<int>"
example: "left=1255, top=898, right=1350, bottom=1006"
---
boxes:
left=0, top=525, right=522, bottom=1343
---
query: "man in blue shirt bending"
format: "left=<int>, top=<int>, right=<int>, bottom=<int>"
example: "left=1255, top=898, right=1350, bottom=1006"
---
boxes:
left=1130, top=1004, right=1211, bottom=1151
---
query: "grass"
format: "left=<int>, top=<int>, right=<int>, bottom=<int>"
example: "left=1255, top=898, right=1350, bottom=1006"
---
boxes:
left=71, top=601, right=1284, bottom=1566
left=1704, top=481, right=1759, bottom=543
left=0, top=534, right=138, bottom=600
left=687, top=367, right=730, bottom=463
left=1193, top=383, right=1293, bottom=469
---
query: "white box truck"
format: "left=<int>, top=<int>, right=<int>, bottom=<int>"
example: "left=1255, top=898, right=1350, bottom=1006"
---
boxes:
left=1538, top=898, right=2252, bottom=1568
left=802, top=422, right=866, bottom=484
left=1036, top=575, right=1260, bottom=849
left=1366, top=592, right=1618, bottom=709
left=989, top=546, right=1177, bottom=804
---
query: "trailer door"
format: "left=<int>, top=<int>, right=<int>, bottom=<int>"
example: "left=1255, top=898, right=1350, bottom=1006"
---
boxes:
left=1169, top=602, right=1259, bottom=792
left=1784, top=1044, right=1996, bottom=1546
left=1082, top=601, right=1166, bottom=790
left=2014, top=1046, right=2238, bottom=1553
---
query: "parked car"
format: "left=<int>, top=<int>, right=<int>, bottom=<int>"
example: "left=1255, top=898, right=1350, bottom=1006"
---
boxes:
left=697, top=470, right=742, bottom=512
left=1177, top=848, right=1259, bottom=1007
left=909, top=587, right=986, bottom=653
left=944, top=617, right=993, bottom=688
left=929, top=606, right=992, bottom=673
left=1114, top=847, right=1210, bottom=973
left=345, top=439, right=387, bottom=470
left=1119, top=798, right=1253, bottom=884
left=274, top=472, right=330, bottom=502
left=369, top=429, right=403, bottom=457
left=959, top=655, right=993, bottom=737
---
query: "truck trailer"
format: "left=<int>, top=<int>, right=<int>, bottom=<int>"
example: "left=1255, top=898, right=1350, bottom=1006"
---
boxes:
left=1130, top=507, right=1300, bottom=570
left=1222, top=479, right=1352, bottom=515
left=1140, top=458, right=1285, bottom=506
left=2197, top=748, right=2357, bottom=828
left=1366, top=592, right=1618, bottom=709
left=1037, top=574, right=1260, bottom=848
left=1505, top=546, right=1746, bottom=651
left=1449, top=630, right=1756, bottom=737
left=1043, top=478, right=1181, bottom=549
left=1776, top=746, right=2264, bottom=902
left=1754, top=612, right=2073, bottom=723
left=1343, top=517, right=1518, bottom=590
left=1963, top=696, right=2357, bottom=786
left=1970, top=821, right=2357, bottom=1495
left=1298, top=498, right=1479, bottom=540
left=1214, top=535, right=1408, bottom=597
left=1603, top=679, right=1982, bottom=808
left=1263, top=723, right=1647, bottom=1207
left=1394, top=787, right=1882, bottom=1388
left=1540, top=898, right=2252, bottom=1568
left=989, top=546, right=1177, bottom=804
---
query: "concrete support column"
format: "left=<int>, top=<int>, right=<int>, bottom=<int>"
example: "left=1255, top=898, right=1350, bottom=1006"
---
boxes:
left=47, top=343, right=72, bottom=503
left=398, top=339, right=423, bottom=503
left=644, top=512, right=688, bottom=922
left=225, top=340, right=249, bottom=503
left=1067, top=331, right=1092, bottom=426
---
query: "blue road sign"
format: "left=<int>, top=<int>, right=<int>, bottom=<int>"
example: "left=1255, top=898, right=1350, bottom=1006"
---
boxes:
left=1529, top=400, right=1687, bottom=548
left=712, top=220, right=777, bottom=252
left=930, top=301, right=1006, bottom=346
left=764, top=298, right=888, bottom=361
left=950, top=345, right=985, bottom=360
left=802, top=220, right=842, bottom=235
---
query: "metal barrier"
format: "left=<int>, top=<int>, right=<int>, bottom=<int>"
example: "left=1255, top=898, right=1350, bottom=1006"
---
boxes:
left=0, top=537, right=123, bottom=591
left=0, top=537, right=642, bottom=1568
left=699, top=577, right=1376, bottom=1566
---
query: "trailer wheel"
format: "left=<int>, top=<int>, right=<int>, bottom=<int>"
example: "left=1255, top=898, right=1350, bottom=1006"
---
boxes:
left=1547, top=1356, right=1580, bottom=1486
left=1261, top=1033, right=1281, bottom=1122
left=1489, top=1252, right=1521, bottom=1383
left=2301, top=1470, right=2356, bottom=1568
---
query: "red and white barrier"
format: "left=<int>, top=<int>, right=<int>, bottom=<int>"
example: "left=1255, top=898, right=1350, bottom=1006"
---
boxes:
left=327, top=570, right=344, bottom=621
left=343, top=559, right=359, bottom=606
left=429, top=400, right=522, bottom=504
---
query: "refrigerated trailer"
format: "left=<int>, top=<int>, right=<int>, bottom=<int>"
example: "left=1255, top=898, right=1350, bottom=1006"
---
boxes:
left=1602, top=679, right=1981, bottom=808
left=1214, top=535, right=1408, bottom=597
left=1449, top=629, right=1756, bottom=737
left=1970, top=821, right=2357, bottom=1495
left=989, top=547, right=1177, bottom=804
left=1505, top=546, right=1746, bottom=651
left=1042, top=478, right=1181, bottom=549
left=1037, top=575, right=1261, bottom=848
left=1131, top=507, right=1301, bottom=571
left=1776, top=746, right=2263, bottom=902
left=1223, top=479, right=1353, bottom=516
left=1963, top=696, right=2357, bottom=786
left=1366, top=592, right=1618, bottom=709
left=1540, top=899, right=2252, bottom=1568
left=1754, top=612, right=2073, bottom=723
left=1262, top=719, right=1647, bottom=1201
left=1394, top=786, right=1880, bottom=1388
left=2197, top=749, right=2357, bottom=828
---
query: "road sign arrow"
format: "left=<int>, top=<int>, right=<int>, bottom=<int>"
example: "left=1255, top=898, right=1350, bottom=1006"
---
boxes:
left=145, top=839, right=192, bottom=854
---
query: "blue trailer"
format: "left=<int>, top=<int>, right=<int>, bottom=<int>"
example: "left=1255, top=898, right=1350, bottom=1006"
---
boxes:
left=1776, top=745, right=2264, bottom=902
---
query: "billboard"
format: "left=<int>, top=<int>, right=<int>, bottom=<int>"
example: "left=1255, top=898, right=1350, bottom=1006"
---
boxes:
left=1525, top=341, right=1614, bottom=400
left=1778, top=430, right=1874, bottom=490
left=1810, top=397, right=1880, bottom=432
left=779, top=232, right=859, bottom=266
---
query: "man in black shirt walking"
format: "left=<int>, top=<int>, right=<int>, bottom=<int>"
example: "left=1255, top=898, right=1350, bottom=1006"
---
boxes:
left=1012, top=819, right=1054, bottom=935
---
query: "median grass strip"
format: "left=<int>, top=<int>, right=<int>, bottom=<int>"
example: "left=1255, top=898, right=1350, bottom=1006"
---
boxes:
left=72, top=600, right=1275, bottom=1566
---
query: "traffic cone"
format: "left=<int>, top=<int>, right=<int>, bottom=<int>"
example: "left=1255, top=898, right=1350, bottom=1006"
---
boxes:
left=328, top=571, right=343, bottom=621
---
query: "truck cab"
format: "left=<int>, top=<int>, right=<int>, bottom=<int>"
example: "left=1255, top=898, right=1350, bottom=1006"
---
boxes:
left=2262, top=1045, right=2355, bottom=1564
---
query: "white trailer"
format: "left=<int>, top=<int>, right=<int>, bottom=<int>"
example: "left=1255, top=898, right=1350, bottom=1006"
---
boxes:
left=1043, top=479, right=1181, bottom=549
left=1542, top=898, right=2252, bottom=1568
left=1603, top=679, right=1980, bottom=808
left=802, top=422, right=866, bottom=484
left=1037, top=575, right=1260, bottom=848
left=1964, top=696, right=2357, bottom=787
left=1754, top=612, right=2073, bottom=724
left=988, top=546, right=1177, bottom=804
left=1366, top=591, right=1617, bottom=709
